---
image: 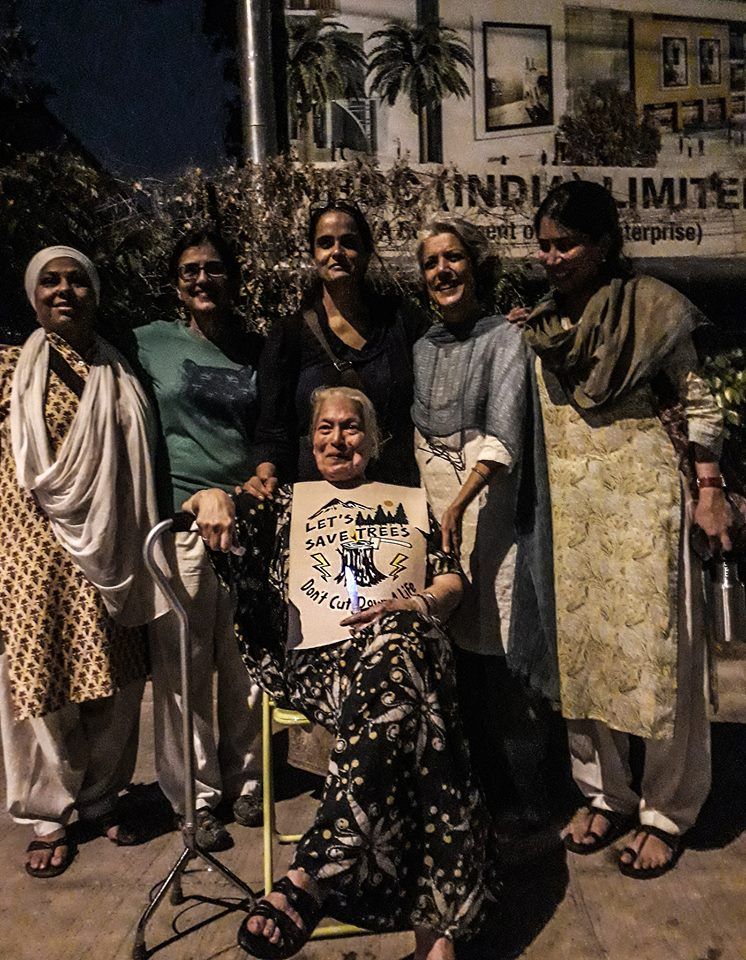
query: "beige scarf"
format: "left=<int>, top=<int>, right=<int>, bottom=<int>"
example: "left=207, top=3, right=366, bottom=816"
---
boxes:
left=10, top=329, right=168, bottom=626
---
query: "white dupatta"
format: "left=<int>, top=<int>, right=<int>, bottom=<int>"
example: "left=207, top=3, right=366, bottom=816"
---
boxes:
left=10, top=329, right=168, bottom=626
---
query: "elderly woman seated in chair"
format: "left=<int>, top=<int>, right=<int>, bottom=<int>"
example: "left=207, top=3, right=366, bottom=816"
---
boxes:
left=184, top=386, right=494, bottom=960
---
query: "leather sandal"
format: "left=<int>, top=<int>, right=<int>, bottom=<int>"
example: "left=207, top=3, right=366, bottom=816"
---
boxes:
left=80, top=810, right=148, bottom=847
left=25, top=831, right=74, bottom=879
left=618, top=824, right=682, bottom=879
left=86, top=810, right=143, bottom=847
left=564, top=806, right=634, bottom=855
left=237, top=875, right=323, bottom=959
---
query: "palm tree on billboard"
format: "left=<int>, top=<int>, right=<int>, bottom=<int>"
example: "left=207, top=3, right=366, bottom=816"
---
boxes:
left=287, top=13, right=366, bottom=159
left=367, top=18, right=473, bottom=163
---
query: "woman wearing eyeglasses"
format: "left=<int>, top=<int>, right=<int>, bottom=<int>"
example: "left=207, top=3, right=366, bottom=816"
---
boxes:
left=133, top=229, right=264, bottom=852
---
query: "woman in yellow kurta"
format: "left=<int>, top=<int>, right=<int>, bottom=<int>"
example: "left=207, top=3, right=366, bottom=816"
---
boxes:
left=509, top=181, right=732, bottom=879
left=0, top=246, right=162, bottom=877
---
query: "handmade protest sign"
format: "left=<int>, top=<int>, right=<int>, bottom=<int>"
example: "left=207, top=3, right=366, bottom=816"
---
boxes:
left=287, top=481, right=429, bottom=649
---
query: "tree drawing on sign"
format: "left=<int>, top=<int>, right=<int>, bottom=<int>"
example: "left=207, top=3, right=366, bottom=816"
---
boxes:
left=336, top=541, right=386, bottom=587
left=356, top=502, right=409, bottom=526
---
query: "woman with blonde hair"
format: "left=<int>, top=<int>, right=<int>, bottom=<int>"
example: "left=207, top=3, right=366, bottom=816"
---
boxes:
left=412, top=217, right=547, bottom=827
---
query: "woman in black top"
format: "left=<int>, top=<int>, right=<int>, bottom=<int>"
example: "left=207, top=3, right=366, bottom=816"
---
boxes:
left=250, top=201, right=422, bottom=492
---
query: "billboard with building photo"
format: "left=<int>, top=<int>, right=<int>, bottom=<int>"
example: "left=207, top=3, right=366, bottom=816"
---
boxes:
left=290, top=0, right=746, bottom=310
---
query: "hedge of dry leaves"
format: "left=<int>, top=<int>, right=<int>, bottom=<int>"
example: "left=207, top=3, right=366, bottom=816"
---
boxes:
left=0, top=152, right=527, bottom=343
left=1, top=150, right=743, bottom=469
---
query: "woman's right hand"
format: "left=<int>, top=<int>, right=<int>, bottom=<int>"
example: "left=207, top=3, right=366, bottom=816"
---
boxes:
left=181, top=489, right=237, bottom=552
left=339, top=596, right=419, bottom=628
left=237, top=461, right=278, bottom=501
left=441, top=501, right=465, bottom=556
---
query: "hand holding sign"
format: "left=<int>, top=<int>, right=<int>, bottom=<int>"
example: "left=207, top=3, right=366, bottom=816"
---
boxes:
left=340, top=596, right=420, bottom=628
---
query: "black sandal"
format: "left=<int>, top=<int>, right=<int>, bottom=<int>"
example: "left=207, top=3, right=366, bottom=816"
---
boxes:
left=25, top=831, right=75, bottom=879
left=618, top=824, right=682, bottom=879
left=87, top=810, right=143, bottom=847
left=237, top=875, right=323, bottom=959
left=564, top=806, right=633, bottom=855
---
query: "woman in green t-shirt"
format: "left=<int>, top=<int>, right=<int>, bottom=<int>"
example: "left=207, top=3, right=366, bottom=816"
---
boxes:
left=134, top=229, right=263, bottom=853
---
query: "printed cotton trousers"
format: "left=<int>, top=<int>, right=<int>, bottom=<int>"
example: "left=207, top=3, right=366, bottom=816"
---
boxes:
left=0, top=650, right=143, bottom=837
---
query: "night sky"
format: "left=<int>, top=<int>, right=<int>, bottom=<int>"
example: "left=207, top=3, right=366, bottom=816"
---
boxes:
left=18, top=0, right=233, bottom=177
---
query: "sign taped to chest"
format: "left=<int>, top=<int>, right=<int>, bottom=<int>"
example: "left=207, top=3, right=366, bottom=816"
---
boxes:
left=288, top=481, right=429, bottom=649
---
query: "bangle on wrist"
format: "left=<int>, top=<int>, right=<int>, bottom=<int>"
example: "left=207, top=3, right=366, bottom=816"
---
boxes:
left=471, top=463, right=491, bottom=483
left=422, top=591, right=443, bottom=623
left=696, top=475, right=726, bottom=490
left=412, top=595, right=429, bottom=616
left=415, top=591, right=438, bottom=617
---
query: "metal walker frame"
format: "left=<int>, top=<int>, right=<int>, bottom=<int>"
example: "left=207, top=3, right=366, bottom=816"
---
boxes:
left=132, top=517, right=256, bottom=960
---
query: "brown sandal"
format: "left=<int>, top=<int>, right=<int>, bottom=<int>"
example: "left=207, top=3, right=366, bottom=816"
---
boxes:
left=237, top=876, right=323, bottom=958
left=618, top=825, right=682, bottom=879
left=25, top=832, right=74, bottom=879
left=564, top=806, right=633, bottom=855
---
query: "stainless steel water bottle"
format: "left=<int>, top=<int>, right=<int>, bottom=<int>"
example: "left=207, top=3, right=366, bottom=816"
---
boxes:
left=711, top=558, right=746, bottom=644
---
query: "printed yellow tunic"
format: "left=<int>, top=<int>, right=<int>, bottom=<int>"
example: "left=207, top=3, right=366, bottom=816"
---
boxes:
left=0, top=334, right=146, bottom=721
left=537, top=337, right=721, bottom=740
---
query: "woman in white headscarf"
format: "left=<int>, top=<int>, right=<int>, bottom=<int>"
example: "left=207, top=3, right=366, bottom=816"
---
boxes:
left=0, top=246, right=164, bottom=878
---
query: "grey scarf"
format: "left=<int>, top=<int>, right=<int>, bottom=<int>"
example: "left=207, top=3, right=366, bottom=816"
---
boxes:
left=412, top=314, right=528, bottom=465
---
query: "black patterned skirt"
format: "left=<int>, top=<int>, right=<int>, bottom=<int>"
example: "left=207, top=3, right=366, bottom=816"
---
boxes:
left=283, top=610, right=495, bottom=940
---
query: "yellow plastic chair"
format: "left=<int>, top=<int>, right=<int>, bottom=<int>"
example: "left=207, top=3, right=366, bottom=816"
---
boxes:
left=261, top=691, right=366, bottom=940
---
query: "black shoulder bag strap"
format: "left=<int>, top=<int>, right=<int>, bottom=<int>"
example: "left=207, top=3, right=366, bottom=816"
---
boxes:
left=48, top=345, right=86, bottom=399
left=302, top=309, right=365, bottom=392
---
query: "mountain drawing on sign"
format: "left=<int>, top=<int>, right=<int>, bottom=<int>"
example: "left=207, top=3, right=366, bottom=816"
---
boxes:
left=308, top=498, right=369, bottom=520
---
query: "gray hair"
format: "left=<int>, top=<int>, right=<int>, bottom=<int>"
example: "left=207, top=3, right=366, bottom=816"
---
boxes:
left=415, top=217, right=498, bottom=303
left=309, top=386, right=381, bottom=461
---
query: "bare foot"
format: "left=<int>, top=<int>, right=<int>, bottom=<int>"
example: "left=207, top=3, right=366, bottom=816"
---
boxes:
left=26, top=828, right=68, bottom=874
left=247, top=869, right=321, bottom=947
left=414, top=926, right=455, bottom=960
left=619, top=829, right=676, bottom=872
left=562, top=807, right=614, bottom=847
